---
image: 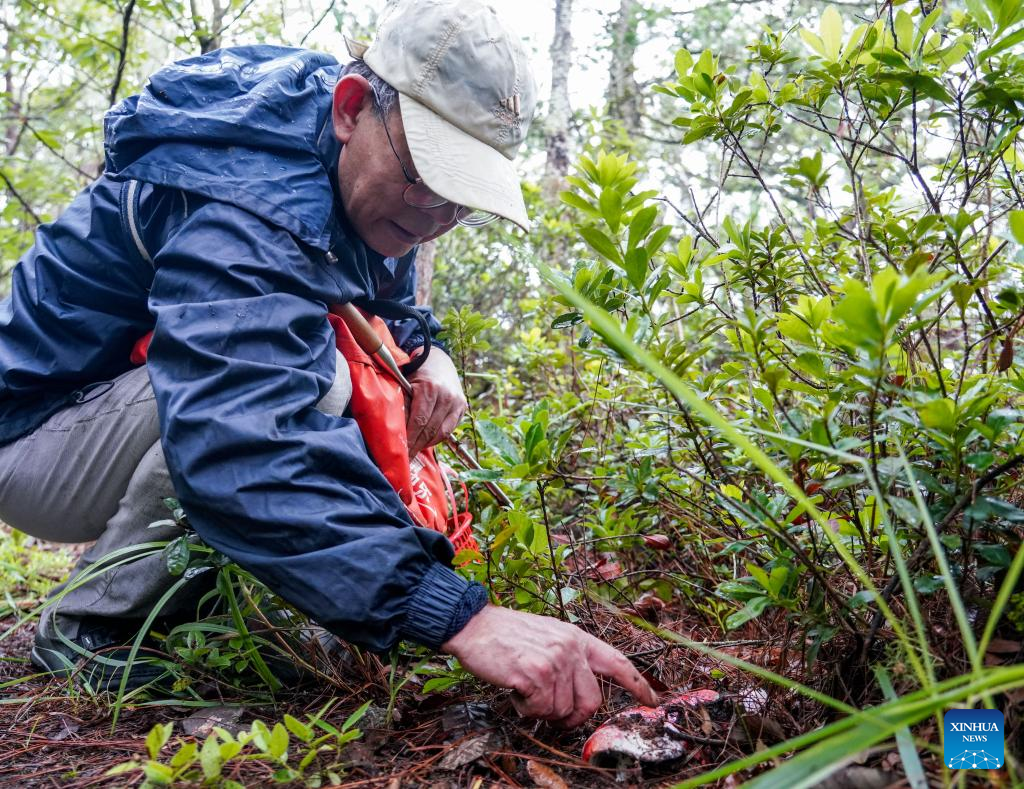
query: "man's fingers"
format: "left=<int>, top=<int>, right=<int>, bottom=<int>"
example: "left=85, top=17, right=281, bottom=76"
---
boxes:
left=556, top=660, right=603, bottom=729
left=407, top=383, right=466, bottom=457
left=406, top=384, right=438, bottom=456
left=550, top=664, right=575, bottom=721
left=438, top=409, right=462, bottom=443
left=585, top=639, right=658, bottom=706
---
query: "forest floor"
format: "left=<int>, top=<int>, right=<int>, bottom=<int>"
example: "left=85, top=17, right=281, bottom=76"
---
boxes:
left=0, top=530, right=981, bottom=788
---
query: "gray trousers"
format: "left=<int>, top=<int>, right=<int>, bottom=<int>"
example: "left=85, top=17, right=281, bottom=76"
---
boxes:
left=0, top=358, right=352, bottom=636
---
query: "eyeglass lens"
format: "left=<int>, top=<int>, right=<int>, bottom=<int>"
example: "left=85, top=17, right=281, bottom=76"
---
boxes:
left=403, top=183, right=496, bottom=226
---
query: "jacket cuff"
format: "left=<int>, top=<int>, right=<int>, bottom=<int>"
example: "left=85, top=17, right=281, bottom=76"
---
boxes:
left=399, top=563, right=486, bottom=649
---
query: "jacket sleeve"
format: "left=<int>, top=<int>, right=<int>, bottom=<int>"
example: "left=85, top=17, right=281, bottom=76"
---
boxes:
left=378, top=248, right=446, bottom=355
left=145, top=195, right=478, bottom=651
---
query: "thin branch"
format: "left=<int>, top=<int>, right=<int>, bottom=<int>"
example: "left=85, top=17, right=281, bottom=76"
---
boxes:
left=108, top=0, right=136, bottom=107
left=299, top=0, right=339, bottom=47
left=0, top=169, right=42, bottom=224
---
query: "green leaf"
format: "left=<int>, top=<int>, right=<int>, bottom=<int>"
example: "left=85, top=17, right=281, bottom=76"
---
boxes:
left=725, top=596, right=772, bottom=629
left=284, top=714, right=312, bottom=743
left=820, top=6, right=843, bottom=60
left=422, top=676, right=459, bottom=693
left=105, top=762, right=142, bottom=777
left=146, top=723, right=173, bottom=760
left=831, top=280, right=882, bottom=345
left=551, top=312, right=583, bottom=329
left=871, top=47, right=907, bottom=66
left=980, top=26, right=1024, bottom=59
left=624, top=247, right=649, bottom=290
left=965, top=451, right=995, bottom=471
left=675, top=49, right=693, bottom=77
left=645, top=225, right=672, bottom=256
left=560, top=191, right=597, bottom=216
left=746, top=563, right=771, bottom=591
left=141, top=762, right=174, bottom=784
left=476, top=420, right=520, bottom=464
left=163, top=536, right=190, bottom=577
left=169, top=742, right=198, bottom=769
left=599, top=188, right=623, bottom=233
left=627, top=205, right=658, bottom=250
left=268, top=723, right=289, bottom=760
left=799, top=29, right=828, bottom=59
left=951, top=283, right=974, bottom=313
left=768, top=566, right=790, bottom=596
left=777, top=313, right=813, bottom=344
left=579, top=226, right=623, bottom=265
left=966, top=0, right=993, bottom=29
left=913, top=575, right=944, bottom=594
left=893, top=10, right=913, bottom=53
left=200, top=735, right=222, bottom=780
left=976, top=543, right=1012, bottom=567
left=1009, top=210, right=1024, bottom=245
left=795, top=352, right=826, bottom=379
left=918, top=398, right=956, bottom=434
left=342, top=700, right=373, bottom=732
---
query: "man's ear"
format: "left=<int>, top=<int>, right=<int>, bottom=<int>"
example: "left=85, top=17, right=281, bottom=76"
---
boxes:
left=332, top=74, right=374, bottom=144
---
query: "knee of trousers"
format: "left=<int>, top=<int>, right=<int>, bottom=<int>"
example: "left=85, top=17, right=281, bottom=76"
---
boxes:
left=0, top=365, right=162, bottom=543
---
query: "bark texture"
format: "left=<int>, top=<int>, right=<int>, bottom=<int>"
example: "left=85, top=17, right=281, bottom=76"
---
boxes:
left=606, top=0, right=643, bottom=136
left=415, top=238, right=436, bottom=307
left=543, top=0, right=574, bottom=201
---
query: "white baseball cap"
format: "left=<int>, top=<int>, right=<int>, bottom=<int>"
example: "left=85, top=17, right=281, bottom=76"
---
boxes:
left=346, top=0, right=537, bottom=230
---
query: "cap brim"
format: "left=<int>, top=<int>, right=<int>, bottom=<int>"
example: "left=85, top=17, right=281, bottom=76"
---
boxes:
left=399, top=93, right=530, bottom=232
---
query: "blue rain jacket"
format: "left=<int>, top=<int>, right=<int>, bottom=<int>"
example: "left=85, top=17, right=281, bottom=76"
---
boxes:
left=0, top=46, right=486, bottom=651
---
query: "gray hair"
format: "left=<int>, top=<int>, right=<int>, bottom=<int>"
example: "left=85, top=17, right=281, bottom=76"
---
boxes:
left=341, top=59, right=399, bottom=120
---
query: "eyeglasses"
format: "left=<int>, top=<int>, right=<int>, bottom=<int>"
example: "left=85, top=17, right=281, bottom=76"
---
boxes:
left=379, top=113, right=497, bottom=228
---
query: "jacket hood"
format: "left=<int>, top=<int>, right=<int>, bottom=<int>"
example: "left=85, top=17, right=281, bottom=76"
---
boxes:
left=104, top=46, right=343, bottom=250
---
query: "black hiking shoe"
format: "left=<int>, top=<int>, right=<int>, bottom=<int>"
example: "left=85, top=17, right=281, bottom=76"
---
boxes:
left=30, top=612, right=173, bottom=692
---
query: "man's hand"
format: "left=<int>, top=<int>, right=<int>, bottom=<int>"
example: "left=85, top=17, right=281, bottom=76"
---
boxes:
left=405, top=348, right=467, bottom=458
left=441, top=605, right=658, bottom=729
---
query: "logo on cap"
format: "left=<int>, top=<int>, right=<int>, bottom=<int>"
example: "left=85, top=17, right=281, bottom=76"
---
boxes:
left=943, top=709, right=1004, bottom=770
left=499, top=94, right=522, bottom=117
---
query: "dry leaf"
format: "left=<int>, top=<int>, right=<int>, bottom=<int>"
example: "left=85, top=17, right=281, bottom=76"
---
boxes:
left=986, top=638, right=1021, bottom=654
left=526, top=760, right=569, bottom=789
left=438, top=733, right=496, bottom=771
left=998, top=339, right=1015, bottom=372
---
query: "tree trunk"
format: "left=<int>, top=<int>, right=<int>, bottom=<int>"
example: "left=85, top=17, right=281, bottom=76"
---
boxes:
left=543, top=0, right=574, bottom=201
left=191, top=0, right=226, bottom=53
left=606, top=0, right=643, bottom=136
left=415, top=239, right=436, bottom=307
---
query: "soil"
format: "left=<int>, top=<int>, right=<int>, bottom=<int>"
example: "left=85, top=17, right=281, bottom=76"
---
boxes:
left=0, top=610, right=759, bottom=788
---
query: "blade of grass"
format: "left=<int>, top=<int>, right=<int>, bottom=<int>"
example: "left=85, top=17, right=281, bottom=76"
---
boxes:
left=875, top=664, right=928, bottom=789
left=896, top=445, right=980, bottom=673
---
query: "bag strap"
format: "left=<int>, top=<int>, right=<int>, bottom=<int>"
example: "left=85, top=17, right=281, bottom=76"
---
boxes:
left=124, top=179, right=153, bottom=266
left=123, top=178, right=190, bottom=268
left=355, top=298, right=432, bottom=375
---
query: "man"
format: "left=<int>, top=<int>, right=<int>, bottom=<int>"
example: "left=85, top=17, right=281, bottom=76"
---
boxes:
left=0, top=0, right=655, bottom=727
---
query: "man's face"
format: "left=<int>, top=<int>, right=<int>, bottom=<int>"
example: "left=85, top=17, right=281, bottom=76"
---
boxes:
left=332, top=75, right=459, bottom=258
